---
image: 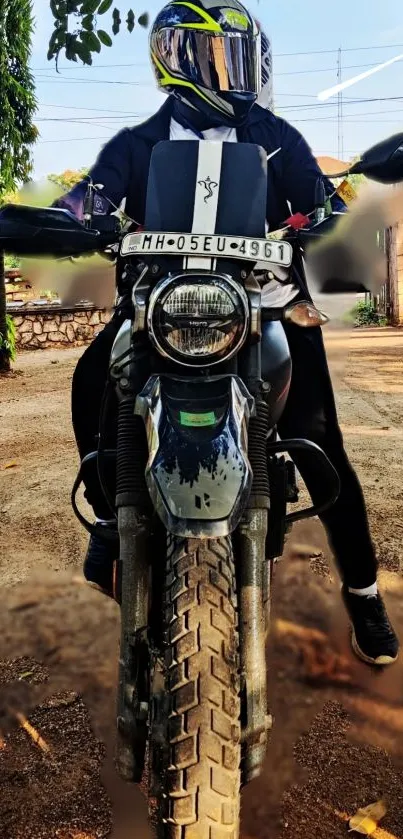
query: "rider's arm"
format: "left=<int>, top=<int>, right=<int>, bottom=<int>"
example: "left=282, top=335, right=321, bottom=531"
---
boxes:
left=278, top=119, right=346, bottom=215
left=52, top=129, right=133, bottom=220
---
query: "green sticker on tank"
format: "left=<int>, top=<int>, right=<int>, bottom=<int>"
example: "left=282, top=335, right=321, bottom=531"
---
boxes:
left=179, top=411, right=216, bottom=427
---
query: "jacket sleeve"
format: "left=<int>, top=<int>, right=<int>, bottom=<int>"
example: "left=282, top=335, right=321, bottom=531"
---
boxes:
left=278, top=119, right=346, bottom=215
left=52, top=128, right=132, bottom=220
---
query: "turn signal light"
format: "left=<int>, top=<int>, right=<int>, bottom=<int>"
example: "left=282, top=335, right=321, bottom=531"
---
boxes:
left=284, top=301, right=329, bottom=327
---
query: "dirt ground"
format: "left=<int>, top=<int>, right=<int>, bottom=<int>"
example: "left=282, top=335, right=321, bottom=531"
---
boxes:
left=1, top=323, right=403, bottom=839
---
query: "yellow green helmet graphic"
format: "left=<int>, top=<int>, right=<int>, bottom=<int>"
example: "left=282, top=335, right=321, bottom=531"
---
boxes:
left=150, top=1, right=261, bottom=126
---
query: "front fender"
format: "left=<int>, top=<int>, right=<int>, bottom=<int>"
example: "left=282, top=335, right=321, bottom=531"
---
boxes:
left=135, top=375, right=254, bottom=538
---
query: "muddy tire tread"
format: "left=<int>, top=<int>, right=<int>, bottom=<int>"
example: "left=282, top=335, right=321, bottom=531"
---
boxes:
left=164, top=535, right=241, bottom=839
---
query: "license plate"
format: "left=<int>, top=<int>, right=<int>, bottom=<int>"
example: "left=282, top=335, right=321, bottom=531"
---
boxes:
left=120, top=231, right=293, bottom=267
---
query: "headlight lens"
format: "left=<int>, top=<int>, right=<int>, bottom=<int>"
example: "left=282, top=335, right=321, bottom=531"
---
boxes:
left=147, top=274, right=249, bottom=366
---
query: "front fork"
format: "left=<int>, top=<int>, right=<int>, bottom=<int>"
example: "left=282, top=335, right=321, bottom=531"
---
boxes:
left=115, top=504, right=149, bottom=781
left=237, top=340, right=273, bottom=782
left=114, top=394, right=151, bottom=782
left=238, top=507, right=271, bottom=784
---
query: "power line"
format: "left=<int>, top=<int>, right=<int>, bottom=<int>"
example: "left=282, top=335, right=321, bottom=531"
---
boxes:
left=278, top=96, right=403, bottom=111
left=35, top=74, right=153, bottom=86
left=31, top=41, right=403, bottom=71
left=295, top=106, right=403, bottom=118
left=38, top=101, right=150, bottom=114
left=36, top=114, right=148, bottom=121
left=273, top=42, right=403, bottom=57
left=35, top=105, right=403, bottom=124
left=33, top=60, right=395, bottom=76
left=266, top=61, right=402, bottom=76
left=40, top=135, right=111, bottom=143
left=34, top=59, right=402, bottom=83
left=294, top=118, right=403, bottom=123
left=32, top=61, right=149, bottom=71
left=38, top=133, right=365, bottom=155
left=34, top=97, right=403, bottom=126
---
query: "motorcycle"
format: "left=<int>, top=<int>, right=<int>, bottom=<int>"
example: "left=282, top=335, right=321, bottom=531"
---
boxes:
left=1, top=131, right=402, bottom=838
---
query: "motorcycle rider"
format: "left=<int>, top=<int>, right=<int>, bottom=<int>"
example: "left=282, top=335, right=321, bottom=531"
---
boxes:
left=55, top=0, right=398, bottom=666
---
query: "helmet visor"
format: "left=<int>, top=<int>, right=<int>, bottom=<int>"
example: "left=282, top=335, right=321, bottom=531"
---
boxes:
left=156, top=29, right=261, bottom=94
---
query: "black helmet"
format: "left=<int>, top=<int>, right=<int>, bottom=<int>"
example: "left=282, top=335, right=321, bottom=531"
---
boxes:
left=150, top=0, right=261, bottom=127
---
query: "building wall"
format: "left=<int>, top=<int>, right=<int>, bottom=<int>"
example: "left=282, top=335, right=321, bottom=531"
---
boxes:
left=386, top=223, right=403, bottom=325
left=397, top=223, right=403, bottom=324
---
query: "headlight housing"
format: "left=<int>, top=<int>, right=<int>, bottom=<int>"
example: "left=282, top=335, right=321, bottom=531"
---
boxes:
left=147, top=274, right=249, bottom=367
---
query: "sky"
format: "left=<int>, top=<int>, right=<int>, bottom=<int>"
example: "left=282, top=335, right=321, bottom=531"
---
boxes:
left=30, top=0, right=403, bottom=179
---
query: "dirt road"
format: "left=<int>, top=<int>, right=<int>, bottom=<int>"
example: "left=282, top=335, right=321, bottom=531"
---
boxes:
left=1, top=326, right=403, bottom=839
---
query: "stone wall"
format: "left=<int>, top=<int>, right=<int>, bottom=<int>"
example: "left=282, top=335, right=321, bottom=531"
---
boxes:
left=10, top=305, right=111, bottom=350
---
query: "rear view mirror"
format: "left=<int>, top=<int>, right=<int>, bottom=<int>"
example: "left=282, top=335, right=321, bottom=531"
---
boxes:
left=326, top=132, right=403, bottom=184
left=349, top=133, right=403, bottom=183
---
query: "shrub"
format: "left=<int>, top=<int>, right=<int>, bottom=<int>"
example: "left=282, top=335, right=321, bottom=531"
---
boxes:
left=350, top=300, right=387, bottom=328
left=0, top=313, right=17, bottom=362
left=4, top=254, right=21, bottom=271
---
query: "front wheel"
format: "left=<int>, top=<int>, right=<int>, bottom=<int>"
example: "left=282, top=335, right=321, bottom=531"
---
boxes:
left=151, top=535, right=241, bottom=838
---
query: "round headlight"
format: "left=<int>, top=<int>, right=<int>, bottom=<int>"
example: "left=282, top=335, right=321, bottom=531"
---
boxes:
left=147, top=274, right=249, bottom=367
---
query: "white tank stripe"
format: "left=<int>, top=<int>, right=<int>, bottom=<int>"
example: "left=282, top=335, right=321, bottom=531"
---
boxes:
left=192, top=141, right=223, bottom=234
left=185, top=141, right=223, bottom=271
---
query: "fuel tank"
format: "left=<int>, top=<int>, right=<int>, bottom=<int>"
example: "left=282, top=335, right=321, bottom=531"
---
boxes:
left=260, top=320, right=292, bottom=427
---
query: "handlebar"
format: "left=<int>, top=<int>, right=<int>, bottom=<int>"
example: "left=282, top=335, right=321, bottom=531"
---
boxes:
left=0, top=202, right=342, bottom=261
left=0, top=204, right=119, bottom=257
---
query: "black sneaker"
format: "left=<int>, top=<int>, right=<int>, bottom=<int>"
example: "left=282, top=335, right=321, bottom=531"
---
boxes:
left=343, top=588, right=399, bottom=666
left=84, top=524, right=119, bottom=600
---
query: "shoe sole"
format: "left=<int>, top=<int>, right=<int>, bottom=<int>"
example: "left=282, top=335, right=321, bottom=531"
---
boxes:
left=351, top=630, right=399, bottom=666
left=86, top=580, right=114, bottom=600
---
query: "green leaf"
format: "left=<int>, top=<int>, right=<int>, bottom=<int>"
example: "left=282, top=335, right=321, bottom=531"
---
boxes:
left=126, top=9, right=135, bottom=32
left=81, top=30, right=101, bottom=52
left=48, top=29, right=59, bottom=51
left=81, top=14, right=94, bottom=30
left=98, top=0, right=113, bottom=13
left=75, top=40, right=93, bottom=64
left=97, top=29, right=113, bottom=46
left=80, top=0, right=100, bottom=14
left=48, top=26, right=67, bottom=56
left=65, top=32, right=78, bottom=60
left=112, top=7, right=121, bottom=34
left=138, top=12, right=149, bottom=27
left=51, top=0, right=67, bottom=17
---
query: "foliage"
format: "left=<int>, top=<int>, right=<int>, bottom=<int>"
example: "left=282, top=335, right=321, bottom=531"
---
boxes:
left=331, top=173, right=366, bottom=194
left=348, top=173, right=366, bottom=192
left=47, top=1, right=149, bottom=66
left=0, top=2, right=37, bottom=196
left=48, top=167, right=89, bottom=190
left=39, top=289, right=60, bottom=299
left=0, top=0, right=37, bottom=371
left=0, top=314, right=17, bottom=362
left=349, top=300, right=387, bottom=328
left=5, top=254, right=21, bottom=270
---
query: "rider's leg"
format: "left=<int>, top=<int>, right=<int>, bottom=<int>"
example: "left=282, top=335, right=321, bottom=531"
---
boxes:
left=267, top=321, right=398, bottom=665
left=72, top=314, right=123, bottom=595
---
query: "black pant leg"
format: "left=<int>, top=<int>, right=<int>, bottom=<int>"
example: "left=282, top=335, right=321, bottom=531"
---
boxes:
left=71, top=315, right=122, bottom=519
left=274, top=323, right=377, bottom=588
